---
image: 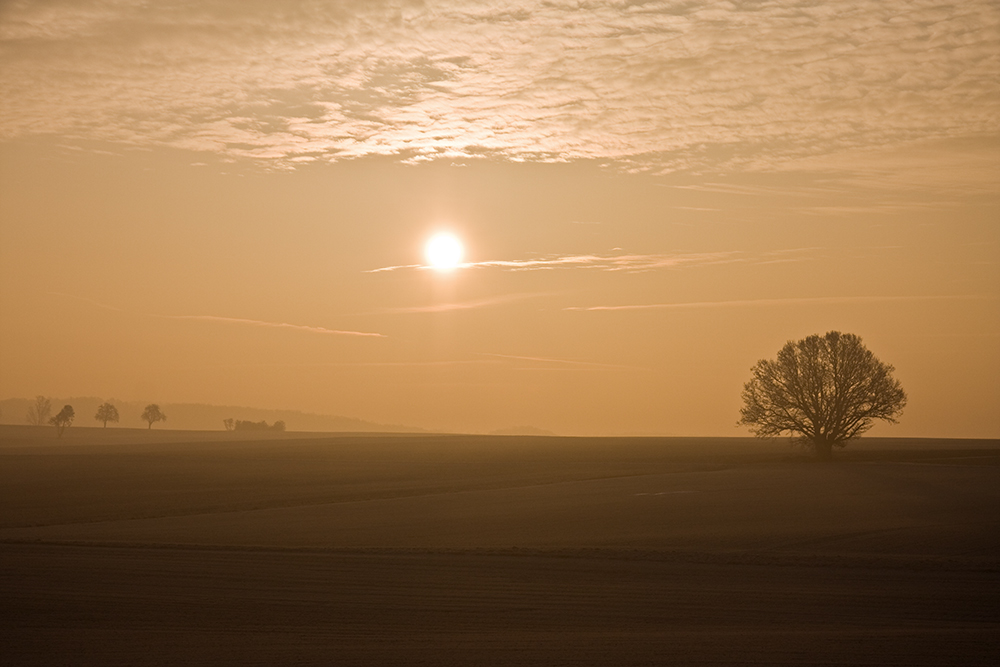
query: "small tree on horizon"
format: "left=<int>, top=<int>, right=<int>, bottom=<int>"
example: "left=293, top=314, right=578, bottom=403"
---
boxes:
left=94, top=402, right=120, bottom=428
left=739, top=331, right=906, bottom=460
left=229, top=419, right=287, bottom=432
left=141, top=404, right=166, bottom=430
left=49, top=405, right=75, bottom=437
left=26, top=395, right=52, bottom=426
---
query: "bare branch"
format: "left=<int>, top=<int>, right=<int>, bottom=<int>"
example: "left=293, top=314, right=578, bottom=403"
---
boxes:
left=739, top=332, right=906, bottom=458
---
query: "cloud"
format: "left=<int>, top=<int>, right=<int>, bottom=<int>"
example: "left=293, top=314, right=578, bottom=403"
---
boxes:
left=566, top=295, right=995, bottom=312
left=1, top=0, right=996, bottom=182
left=477, top=352, right=643, bottom=371
left=153, top=314, right=386, bottom=338
left=368, top=251, right=741, bottom=273
left=280, top=359, right=504, bottom=368
left=377, top=292, right=553, bottom=314
left=48, top=291, right=388, bottom=337
left=48, top=291, right=124, bottom=312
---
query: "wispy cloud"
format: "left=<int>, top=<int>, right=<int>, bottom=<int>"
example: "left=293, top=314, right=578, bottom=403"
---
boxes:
left=377, top=292, right=553, bottom=314
left=48, top=291, right=387, bottom=337
left=368, top=251, right=740, bottom=274
left=1, top=1, right=996, bottom=183
left=154, top=314, right=386, bottom=338
left=47, top=291, right=124, bottom=312
left=269, top=359, right=503, bottom=368
left=566, top=295, right=995, bottom=312
left=663, top=182, right=852, bottom=198
left=478, top=352, right=643, bottom=371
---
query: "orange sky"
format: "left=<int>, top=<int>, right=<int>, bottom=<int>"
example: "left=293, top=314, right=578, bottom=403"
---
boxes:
left=1, top=1, right=998, bottom=437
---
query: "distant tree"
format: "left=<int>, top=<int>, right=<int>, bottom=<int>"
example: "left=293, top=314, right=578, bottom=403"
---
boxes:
left=94, top=402, right=120, bottom=428
left=739, top=331, right=907, bottom=460
left=223, top=418, right=235, bottom=431
left=26, top=395, right=52, bottom=426
left=49, top=405, right=75, bottom=437
left=234, top=419, right=269, bottom=431
left=141, top=404, right=166, bottom=430
left=230, top=419, right=286, bottom=432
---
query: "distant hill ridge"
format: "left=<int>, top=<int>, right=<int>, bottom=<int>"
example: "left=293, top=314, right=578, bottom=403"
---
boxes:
left=489, top=425, right=558, bottom=436
left=0, top=397, right=422, bottom=433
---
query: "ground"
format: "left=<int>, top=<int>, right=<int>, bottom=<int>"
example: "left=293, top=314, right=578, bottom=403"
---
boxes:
left=2, top=426, right=998, bottom=665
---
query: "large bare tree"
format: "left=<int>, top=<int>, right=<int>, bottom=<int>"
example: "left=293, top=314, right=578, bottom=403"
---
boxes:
left=25, top=395, right=52, bottom=426
left=739, top=331, right=906, bottom=459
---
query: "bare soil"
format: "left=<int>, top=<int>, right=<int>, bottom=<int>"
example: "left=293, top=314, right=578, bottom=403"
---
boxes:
left=2, top=426, right=998, bottom=665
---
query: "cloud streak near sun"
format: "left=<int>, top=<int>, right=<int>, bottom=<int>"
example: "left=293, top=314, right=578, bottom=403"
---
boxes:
left=1, top=0, right=997, bottom=179
left=477, top=353, right=644, bottom=371
left=367, top=251, right=742, bottom=274
left=377, top=292, right=554, bottom=314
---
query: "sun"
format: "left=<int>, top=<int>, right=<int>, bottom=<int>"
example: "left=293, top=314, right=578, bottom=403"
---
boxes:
left=425, top=233, right=464, bottom=270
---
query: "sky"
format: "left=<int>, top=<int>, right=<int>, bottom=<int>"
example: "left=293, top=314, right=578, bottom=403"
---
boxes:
left=1, top=0, right=998, bottom=437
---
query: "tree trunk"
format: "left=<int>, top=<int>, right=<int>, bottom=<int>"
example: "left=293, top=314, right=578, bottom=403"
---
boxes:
left=814, top=440, right=833, bottom=461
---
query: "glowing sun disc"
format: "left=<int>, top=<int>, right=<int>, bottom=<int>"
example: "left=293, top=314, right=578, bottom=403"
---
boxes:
left=425, top=233, right=464, bottom=270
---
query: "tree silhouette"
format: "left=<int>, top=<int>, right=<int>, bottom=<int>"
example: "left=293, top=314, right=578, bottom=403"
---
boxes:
left=739, top=331, right=906, bottom=459
left=49, top=405, right=75, bottom=437
left=94, top=402, right=120, bottom=428
left=141, top=404, right=166, bottom=429
left=226, top=419, right=286, bottom=432
left=26, top=395, right=52, bottom=426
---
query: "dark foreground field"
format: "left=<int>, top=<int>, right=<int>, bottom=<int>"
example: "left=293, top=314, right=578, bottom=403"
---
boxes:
left=2, top=426, right=999, bottom=665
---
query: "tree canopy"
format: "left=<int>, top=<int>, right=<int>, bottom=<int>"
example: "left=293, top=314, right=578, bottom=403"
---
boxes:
left=739, top=331, right=906, bottom=458
left=49, top=405, right=75, bottom=437
left=224, top=418, right=286, bottom=432
left=94, top=402, right=120, bottom=428
left=141, top=404, right=167, bottom=429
